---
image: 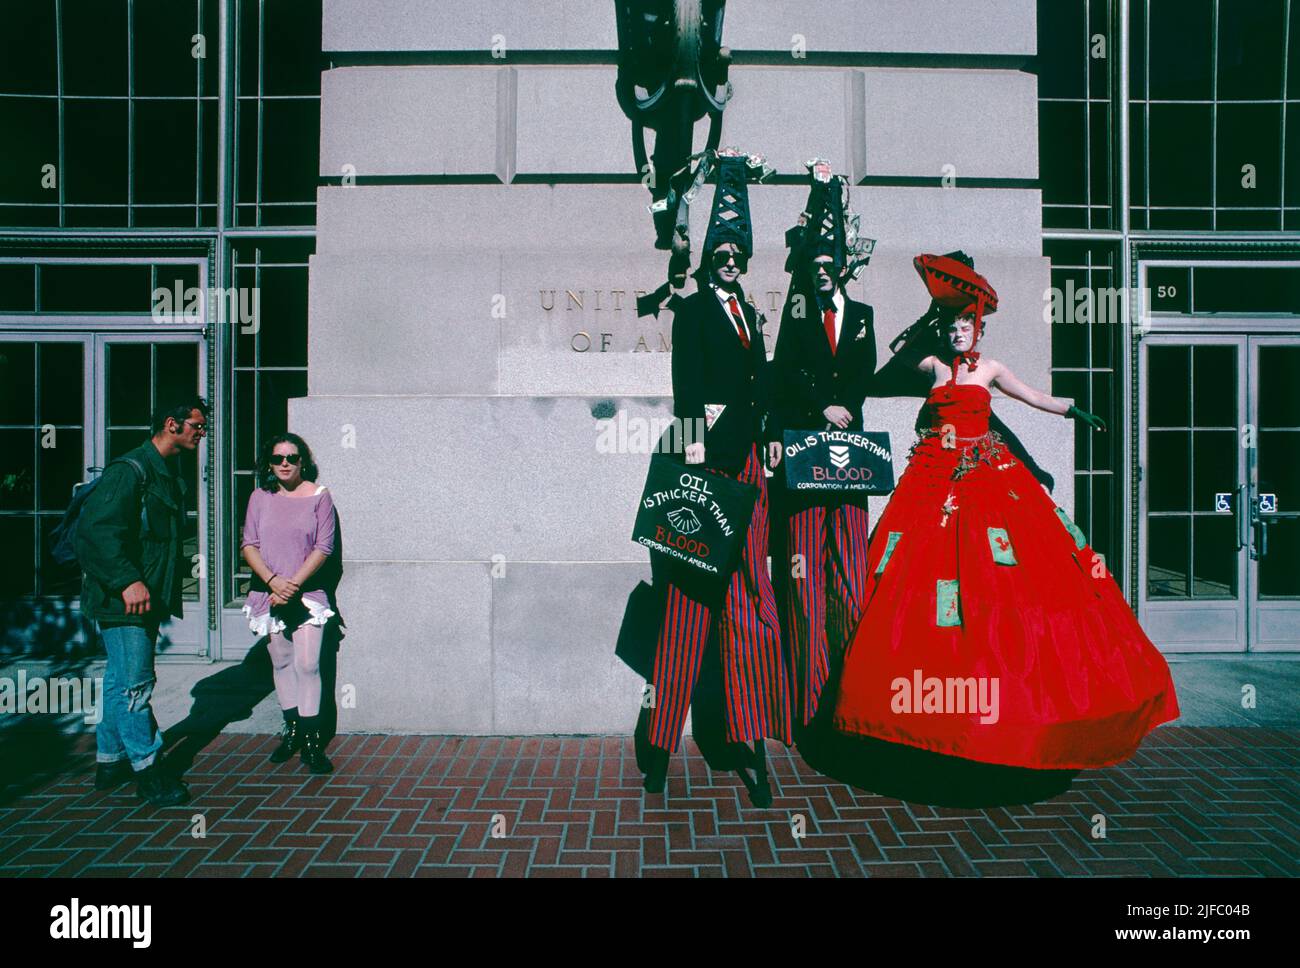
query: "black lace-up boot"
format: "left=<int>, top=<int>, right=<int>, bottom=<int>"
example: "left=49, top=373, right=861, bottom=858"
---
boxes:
left=269, top=707, right=301, bottom=763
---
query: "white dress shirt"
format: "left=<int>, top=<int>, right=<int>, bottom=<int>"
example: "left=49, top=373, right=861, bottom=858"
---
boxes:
left=822, top=288, right=846, bottom=345
left=712, top=284, right=751, bottom=342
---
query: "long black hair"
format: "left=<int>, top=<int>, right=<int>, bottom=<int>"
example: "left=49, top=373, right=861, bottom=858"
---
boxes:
left=257, top=432, right=319, bottom=492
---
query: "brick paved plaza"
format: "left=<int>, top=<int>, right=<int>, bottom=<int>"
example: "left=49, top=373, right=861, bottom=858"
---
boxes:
left=1, top=726, right=1296, bottom=878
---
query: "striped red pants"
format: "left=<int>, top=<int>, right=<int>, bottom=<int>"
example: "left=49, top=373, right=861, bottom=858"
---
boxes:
left=647, top=446, right=793, bottom=752
left=785, top=501, right=871, bottom=725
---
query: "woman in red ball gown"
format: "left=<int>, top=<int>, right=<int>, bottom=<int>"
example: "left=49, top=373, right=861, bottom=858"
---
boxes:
left=831, top=255, right=1179, bottom=770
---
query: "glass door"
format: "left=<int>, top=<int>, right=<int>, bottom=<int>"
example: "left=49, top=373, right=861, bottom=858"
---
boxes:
left=1249, top=337, right=1300, bottom=650
left=94, top=335, right=208, bottom=656
left=0, top=332, right=207, bottom=657
left=0, top=336, right=93, bottom=639
left=1139, top=336, right=1248, bottom=651
left=1139, top=334, right=1300, bottom=651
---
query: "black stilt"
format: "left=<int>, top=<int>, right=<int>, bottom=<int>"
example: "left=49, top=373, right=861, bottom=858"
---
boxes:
left=747, top=739, right=773, bottom=808
left=643, top=747, right=669, bottom=794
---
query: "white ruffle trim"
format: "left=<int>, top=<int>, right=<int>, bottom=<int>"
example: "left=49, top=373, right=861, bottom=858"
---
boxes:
left=243, top=598, right=335, bottom=637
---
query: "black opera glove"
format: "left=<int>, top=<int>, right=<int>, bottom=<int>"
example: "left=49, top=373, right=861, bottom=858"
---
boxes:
left=1066, top=404, right=1106, bottom=432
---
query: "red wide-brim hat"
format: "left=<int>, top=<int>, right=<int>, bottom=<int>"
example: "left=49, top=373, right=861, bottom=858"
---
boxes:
left=914, top=253, right=998, bottom=317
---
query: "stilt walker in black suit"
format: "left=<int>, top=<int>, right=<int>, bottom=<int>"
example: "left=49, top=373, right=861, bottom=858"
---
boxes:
left=771, top=161, right=878, bottom=729
left=641, top=150, right=793, bottom=807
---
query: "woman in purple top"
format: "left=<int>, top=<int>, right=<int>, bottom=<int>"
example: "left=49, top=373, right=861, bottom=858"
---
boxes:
left=241, top=433, right=338, bottom=773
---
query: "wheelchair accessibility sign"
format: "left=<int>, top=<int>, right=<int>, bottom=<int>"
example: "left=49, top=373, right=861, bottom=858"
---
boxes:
left=1260, top=493, right=1278, bottom=513
left=1215, top=492, right=1232, bottom=513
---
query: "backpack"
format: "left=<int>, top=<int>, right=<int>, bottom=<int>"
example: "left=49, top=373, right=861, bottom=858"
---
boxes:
left=49, top=455, right=147, bottom=567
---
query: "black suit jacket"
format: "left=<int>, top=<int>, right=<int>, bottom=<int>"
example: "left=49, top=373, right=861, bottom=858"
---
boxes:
left=771, top=287, right=876, bottom=435
left=670, top=285, right=775, bottom=475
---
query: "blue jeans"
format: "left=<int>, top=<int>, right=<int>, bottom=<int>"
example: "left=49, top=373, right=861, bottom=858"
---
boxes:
left=96, top=623, right=164, bottom=771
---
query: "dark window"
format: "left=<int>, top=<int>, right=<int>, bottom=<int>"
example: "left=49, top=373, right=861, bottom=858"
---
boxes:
left=132, top=0, right=203, bottom=98
left=0, top=0, right=221, bottom=228
left=0, top=265, right=36, bottom=311
left=0, top=341, right=86, bottom=597
left=0, top=1, right=58, bottom=96
left=0, top=97, right=59, bottom=219
left=233, top=0, right=323, bottom=227
left=1037, top=0, right=1116, bottom=230
left=1038, top=0, right=1089, bottom=100
left=39, top=264, right=152, bottom=313
left=1217, top=0, right=1286, bottom=100
left=1216, top=104, right=1282, bottom=213
left=227, top=238, right=315, bottom=603
left=62, top=0, right=129, bottom=97
left=1131, top=0, right=1298, bottom=229
left=1045, top=239, right=1125, bottom=578
left=1191, top=267, right=1300, bottom=314
left=1144, top=343, right=1241, bottom=600
left=1146, top=0, right=1213, bottom=100
left=1146, top=104, right=1212, bottom=207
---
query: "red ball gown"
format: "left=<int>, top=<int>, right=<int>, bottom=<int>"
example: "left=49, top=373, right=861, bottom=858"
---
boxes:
left=832, top=379, right=1180, bottom=769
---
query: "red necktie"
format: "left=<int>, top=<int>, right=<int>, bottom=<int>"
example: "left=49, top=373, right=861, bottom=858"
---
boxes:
left=823, top=306, right=837, bottom=354
left=726, top=296, right=751, bottom=349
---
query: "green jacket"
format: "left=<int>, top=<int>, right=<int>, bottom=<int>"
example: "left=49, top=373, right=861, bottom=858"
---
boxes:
left=76, top=440, right=187, bottom=627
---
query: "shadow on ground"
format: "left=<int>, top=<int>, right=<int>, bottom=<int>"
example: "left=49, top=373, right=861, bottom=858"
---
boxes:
left=0, top=598, right=99, bottom=805
left=0, top=704, right=95, bottom=807
left=616, top=570, right=1075, bottom=808
left=794, top=713, right=1077, bottom=808
left=161, top=641, right=275, bottom=772
left=161, top=629, right=340, bottom=774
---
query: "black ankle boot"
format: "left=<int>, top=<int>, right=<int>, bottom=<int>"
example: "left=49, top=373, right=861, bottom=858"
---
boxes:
left=269, top=707, right=301, bottom=763
left=134, top=762, right=190, bottom=807
left=299, top=717, right=334, bottom=775
left=643, top=747, right=669, bottom=794
left=94, top=760, right=134, bottom=791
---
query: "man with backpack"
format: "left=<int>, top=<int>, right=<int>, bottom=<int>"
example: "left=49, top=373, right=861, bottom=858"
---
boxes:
left=74, top=397, right=209, bottom=806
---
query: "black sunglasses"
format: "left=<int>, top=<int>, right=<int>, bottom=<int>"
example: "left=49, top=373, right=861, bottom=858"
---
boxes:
left=711, top=249, right=748, bottom=271
left=270, top=452, right=301, bottom=466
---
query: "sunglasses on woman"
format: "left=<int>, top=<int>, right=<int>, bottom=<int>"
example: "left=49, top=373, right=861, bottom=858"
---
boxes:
left=270, top=453, right=301, bottom=466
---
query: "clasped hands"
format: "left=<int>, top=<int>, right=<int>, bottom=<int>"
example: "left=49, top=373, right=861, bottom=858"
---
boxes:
left=268, top=574, right=300, bottom=607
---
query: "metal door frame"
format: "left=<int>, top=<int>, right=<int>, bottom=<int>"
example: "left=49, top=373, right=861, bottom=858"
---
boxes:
left=1137, top=332, right=1250, bottom=651
left=0, top=332, right=96, bottom=639
left=1247, top=334, right=1300, bottom=651
left=92, top=331, right=210, bottom=658
left=1138, top=329, right=1300, bottom=652
left=0, top=240, right=220, bottom=661
left=0, top=329, right=209, bottom=656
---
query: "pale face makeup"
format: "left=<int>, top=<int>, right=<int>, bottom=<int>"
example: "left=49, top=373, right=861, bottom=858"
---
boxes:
left=945, top=315, right=976, bottom=354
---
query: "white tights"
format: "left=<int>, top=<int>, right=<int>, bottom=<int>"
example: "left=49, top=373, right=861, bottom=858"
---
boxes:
left=268, top=623, right=324, bottom=717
